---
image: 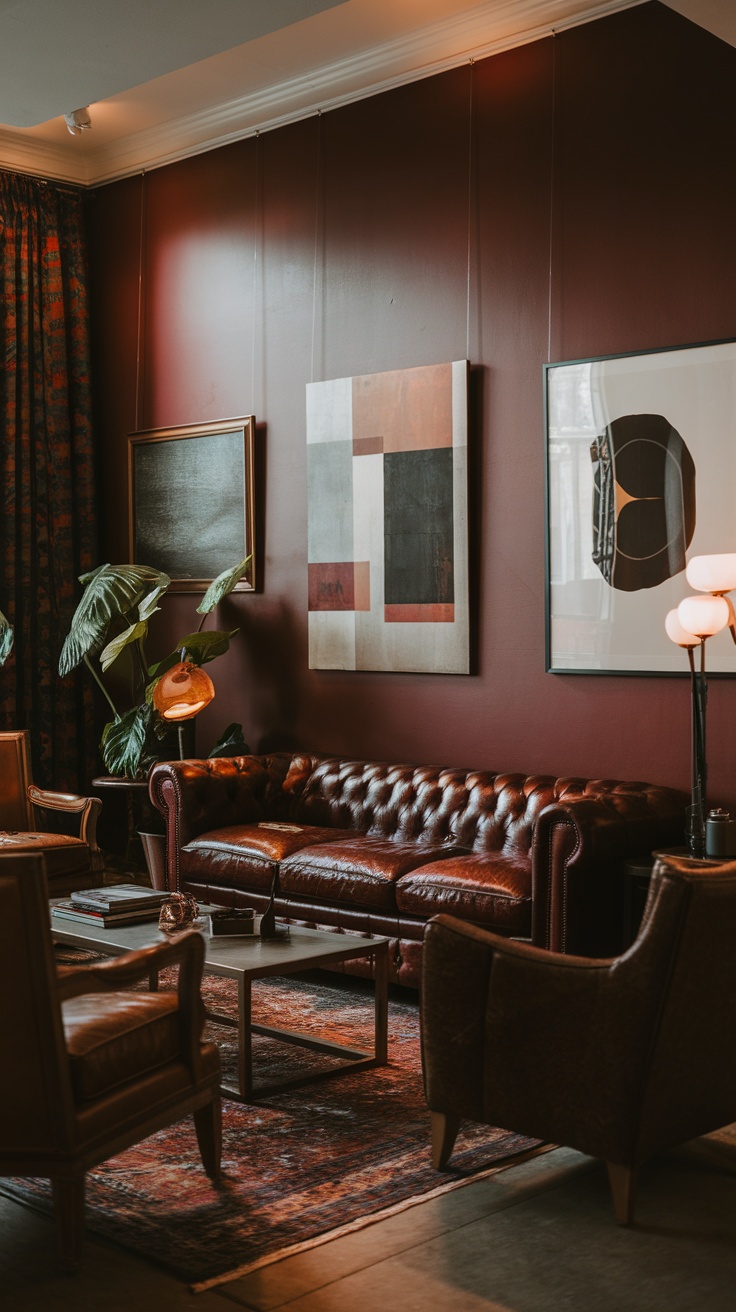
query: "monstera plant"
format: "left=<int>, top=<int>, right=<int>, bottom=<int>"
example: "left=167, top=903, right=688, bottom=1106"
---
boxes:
left=59, top=557, right=251, bottom=778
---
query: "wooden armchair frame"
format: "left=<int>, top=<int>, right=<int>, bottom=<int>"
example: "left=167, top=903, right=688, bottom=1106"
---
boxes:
left=0, top=853, right=221, bottom=1267
left=0, top=730, right=103, bottom=889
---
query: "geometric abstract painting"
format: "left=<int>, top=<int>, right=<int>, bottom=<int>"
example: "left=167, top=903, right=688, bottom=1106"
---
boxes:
left=307, top=360, right=469, bottom=672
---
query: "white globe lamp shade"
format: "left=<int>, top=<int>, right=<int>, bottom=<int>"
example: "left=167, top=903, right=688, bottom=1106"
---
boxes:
left=686, top=553, right=736, bottom=594
left=677, top=593, right=730, bottom=638
left=664, top=609, right=701, bottom=648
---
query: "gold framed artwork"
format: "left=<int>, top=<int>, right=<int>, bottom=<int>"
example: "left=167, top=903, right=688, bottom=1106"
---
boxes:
left=128, top=417, right=256, bottom=593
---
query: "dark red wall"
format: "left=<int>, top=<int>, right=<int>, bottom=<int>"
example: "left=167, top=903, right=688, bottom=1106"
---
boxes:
left=86, top=2, right=736, bottom=800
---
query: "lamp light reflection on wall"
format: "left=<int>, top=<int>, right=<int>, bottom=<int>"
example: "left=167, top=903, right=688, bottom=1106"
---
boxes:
left=153, top=661, right=215, bottom=721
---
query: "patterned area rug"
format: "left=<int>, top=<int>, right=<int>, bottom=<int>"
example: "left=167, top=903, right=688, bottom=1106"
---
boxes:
left=3, top=957, right=541, bottom=1290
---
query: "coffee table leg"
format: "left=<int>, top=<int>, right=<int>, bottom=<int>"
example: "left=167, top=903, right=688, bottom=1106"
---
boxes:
left=238, top=975, right=253, bottom=1100
left=374, top=940, right=388, bottom=1065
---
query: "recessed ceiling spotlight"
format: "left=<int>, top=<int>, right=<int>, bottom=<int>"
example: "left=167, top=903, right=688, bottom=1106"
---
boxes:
left=64, top=107, right=92, bottom=136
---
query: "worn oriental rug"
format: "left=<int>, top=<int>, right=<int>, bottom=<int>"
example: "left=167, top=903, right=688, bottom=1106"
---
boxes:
left=3, top=963, right=541, bottom=1291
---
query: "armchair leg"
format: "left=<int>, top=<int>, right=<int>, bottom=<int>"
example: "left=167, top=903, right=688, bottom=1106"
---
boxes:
left=606, top=1162, right=638, bottom=1225
left=194, top=1097, right=222, bottom=1179
left=52, top=1174, right=86, bottom=1269
left=431, top=1111, right=461, bottom=1170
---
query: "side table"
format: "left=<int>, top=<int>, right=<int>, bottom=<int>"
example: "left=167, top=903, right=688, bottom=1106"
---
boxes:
left=622, top=855, right=655, bottom=950
left=622, top=847, right=727, bottom=949
left=92, top=775, right=164, bottom=883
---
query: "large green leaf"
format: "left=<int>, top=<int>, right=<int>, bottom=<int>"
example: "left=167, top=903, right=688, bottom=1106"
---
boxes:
left=59, top=564, right=170, bottom=678
left=101, top=703, right=153, bottom=778
left=147, top=629, right=237, bottom=677
left=99, top=619, right=150, bottom=674
left=138, top=584, right=168, bottom=622
left=0, top=610, right=13, bottom=667
left=196, top=556, right=252, bottom=616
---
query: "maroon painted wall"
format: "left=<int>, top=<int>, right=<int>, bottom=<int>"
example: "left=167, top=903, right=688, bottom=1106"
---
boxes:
left=86, top=2, right=736, bottom=802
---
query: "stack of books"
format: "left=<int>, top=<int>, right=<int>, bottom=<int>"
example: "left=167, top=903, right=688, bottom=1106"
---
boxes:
left=52, top=883, right=171, bottom=927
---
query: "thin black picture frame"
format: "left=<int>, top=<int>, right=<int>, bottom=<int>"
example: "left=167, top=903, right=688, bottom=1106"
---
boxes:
left=544, top=337, right=736, bottom=677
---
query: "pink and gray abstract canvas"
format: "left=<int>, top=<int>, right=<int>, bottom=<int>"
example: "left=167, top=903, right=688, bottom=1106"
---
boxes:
left=307, top=360, right=469, bottom=672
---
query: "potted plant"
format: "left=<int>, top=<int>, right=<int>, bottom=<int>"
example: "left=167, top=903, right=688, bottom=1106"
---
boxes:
left=59, top=557, right=251, bottom=780
left=0, top=610, right=12, bottom=667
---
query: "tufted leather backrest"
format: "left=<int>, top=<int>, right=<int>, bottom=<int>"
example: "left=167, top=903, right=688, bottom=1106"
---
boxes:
left=281, top=754, right=635, bottom=856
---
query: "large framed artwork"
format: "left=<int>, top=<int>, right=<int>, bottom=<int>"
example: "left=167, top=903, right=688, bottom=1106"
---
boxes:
left=545, top=338, right=736, bottom=674
left=128, top=417, right=256, bottom=593
left=307, top=360, right=469, bottom=673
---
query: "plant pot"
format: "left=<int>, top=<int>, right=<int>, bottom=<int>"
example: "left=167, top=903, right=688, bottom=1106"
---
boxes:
left=138, top=831, right=168, bottom=891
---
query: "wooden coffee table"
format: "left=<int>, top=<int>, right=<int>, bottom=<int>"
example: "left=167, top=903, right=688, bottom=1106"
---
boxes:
left=51, top=908, right=389, bottom=1103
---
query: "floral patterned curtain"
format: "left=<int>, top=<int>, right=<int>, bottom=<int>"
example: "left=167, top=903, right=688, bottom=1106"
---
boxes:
left=0, top=170, right=97, bottom=790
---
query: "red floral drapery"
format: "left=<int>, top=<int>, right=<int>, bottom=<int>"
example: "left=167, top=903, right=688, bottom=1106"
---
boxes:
left=0, top=170, right=97, bottom=790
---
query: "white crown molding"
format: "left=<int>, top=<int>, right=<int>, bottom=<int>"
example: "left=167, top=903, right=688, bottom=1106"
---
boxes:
left=0, top=129, right=87, bottom=186
left=0, top=0, right=643, bottom=188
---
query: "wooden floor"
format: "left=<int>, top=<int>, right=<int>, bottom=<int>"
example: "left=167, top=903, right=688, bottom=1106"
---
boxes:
left=2, top=1134, right=736, bottom=1311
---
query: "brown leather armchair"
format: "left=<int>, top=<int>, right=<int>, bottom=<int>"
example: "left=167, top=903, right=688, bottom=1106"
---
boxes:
left=0, top=729, right=103, bottom=895
left=0, top=852, right=222, bottom=1267
left=421, top=852, right=736, bottom=1224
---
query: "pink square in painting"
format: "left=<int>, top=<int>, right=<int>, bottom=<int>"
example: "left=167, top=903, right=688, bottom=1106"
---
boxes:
left=309, top=562, right=370, bottom=612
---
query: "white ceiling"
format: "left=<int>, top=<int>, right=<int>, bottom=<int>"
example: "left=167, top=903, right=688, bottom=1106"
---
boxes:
left=0, top=0, right=731, bottom=187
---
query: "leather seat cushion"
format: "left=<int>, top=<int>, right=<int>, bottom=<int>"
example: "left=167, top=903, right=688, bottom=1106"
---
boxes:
left=395, top=853, right=532, bottom=934
left=279, top=838, right=470, bottom=912
left=181, top=822, right=349, bottom=892
left=0, top=831, right=90, bottom=877
left=62, top=991, right=180, bottom=1101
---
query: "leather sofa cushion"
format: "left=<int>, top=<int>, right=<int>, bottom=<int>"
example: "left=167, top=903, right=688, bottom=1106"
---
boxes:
left=0, top=831, right=90, bottom=878
left=181, top=822, right=349, bottom=892
left=395, top=853, right=532, bottom=935
left=62, top=991, right=180, bottom=1101
left=279, top=838, right=470, bottom=912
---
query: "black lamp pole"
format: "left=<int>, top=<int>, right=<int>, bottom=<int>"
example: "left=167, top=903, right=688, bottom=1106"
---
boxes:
left=177, top=719, right=196, bottom=760
left=688, top=643, right=707, bottom=858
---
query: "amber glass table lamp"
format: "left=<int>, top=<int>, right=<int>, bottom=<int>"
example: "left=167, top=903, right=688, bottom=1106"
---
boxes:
left=152, top=654, right=215, bottom=760
left=152, top=653, right=215, bottom=931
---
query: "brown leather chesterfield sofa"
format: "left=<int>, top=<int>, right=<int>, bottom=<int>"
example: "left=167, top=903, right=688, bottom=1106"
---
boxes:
left=148, top=752, right=687, bottom=988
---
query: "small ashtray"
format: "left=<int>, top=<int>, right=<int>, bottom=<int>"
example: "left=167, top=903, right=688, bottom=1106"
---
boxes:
left=207, top=907, right=256, bottom=937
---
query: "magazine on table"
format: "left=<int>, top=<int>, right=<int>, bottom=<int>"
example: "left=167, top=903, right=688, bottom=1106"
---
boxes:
left=69, top=883, right=170, bottom=912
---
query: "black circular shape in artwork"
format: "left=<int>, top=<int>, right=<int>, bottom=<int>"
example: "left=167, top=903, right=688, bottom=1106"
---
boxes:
left=590, top=413, right=696, bottom=591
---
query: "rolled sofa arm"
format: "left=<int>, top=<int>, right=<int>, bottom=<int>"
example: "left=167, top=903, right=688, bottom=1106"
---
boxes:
left=531, top=783, right=687, bottom=955
left=149, top=753, right=295, bottom=892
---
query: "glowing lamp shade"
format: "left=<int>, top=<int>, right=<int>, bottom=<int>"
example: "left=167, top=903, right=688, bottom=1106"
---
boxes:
left=686, top=553, right=736, bottom=594
left=153, top=662, right=215, bottom=721
left=676, top=594, right=730, bottom=639
left=664, top=609, right=701, bottom=648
